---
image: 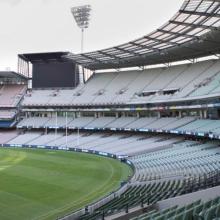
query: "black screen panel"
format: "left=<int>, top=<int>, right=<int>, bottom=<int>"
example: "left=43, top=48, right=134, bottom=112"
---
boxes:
left=32, top=62, right=78, bottom=88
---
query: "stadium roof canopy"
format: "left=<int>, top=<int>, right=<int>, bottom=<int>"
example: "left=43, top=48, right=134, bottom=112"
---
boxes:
left=0, top=71, right=27, bottom=80
left=66, top=0, right=220, bottom=70
left=18, top=52, right=69, bottom=63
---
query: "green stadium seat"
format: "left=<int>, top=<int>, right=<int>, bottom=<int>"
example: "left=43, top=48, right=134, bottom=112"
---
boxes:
left=204, top=205, right=219, bottom=220
left=216, top=204, right=220, bottom=217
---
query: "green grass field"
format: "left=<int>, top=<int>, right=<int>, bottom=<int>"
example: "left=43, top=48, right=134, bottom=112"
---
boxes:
left=0, top=148, right=132, bottom=220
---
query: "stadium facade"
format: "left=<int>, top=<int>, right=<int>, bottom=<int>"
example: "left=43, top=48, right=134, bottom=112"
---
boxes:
left=1, top=0, right=220, bottom=219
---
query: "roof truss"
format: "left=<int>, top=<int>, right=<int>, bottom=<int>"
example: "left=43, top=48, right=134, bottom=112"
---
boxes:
left=65, top=0, right=220, bottom=70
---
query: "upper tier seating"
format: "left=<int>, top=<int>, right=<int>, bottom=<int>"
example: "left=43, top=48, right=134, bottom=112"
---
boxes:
left=0, top=110, right=17, bottom=119
left=0, top=84, right=26, bottom=107
left=22, top=59, right=220, bottom=106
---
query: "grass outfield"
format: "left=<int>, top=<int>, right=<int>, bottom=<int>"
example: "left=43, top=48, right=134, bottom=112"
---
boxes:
left=0, top=148, right=132, bottom=220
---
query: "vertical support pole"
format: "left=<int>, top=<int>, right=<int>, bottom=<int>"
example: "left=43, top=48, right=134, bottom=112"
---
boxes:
left=74, top=64, right=78, bottom=87
left=204, top=110, right=208, bottom=119
left=81, top=28, right=84, bottom=53
left=17, top=57, right=20, bottom=74
left=83, top=67, right=86, bottom=84
left=81, top=28, right=86, bottom=84
left=77, top=128, right=80, bottom=147
left=22, top=59, right=24, bottom=76
left=157, top=111, right=161, bottom=118
left=27, top=61, right=30, bottom=79
left=55, top=112, right=58, bottom=146
left=199, top=110, right=203, bottom=119
left=65, top=112, right=68, bottom=149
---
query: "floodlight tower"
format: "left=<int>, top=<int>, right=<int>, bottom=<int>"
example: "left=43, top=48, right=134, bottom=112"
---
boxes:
left=71, top=5, right=91, bottom=53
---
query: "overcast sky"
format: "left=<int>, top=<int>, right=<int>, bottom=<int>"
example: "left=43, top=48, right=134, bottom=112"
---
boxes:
left=0, top=0, right=183, bottom=71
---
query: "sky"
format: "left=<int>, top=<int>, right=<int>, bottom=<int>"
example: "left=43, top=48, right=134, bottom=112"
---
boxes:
left=0, top=0, right=183, bottom=71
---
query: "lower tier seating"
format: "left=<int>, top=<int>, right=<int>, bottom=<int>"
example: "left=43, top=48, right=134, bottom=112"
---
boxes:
left=80, top=180, right=185, bottom=220
left=79, top=171, right=220, bottom=220
left=0, top=130, right=18, bottom=144
left=132, top=197, right=220, bottom=220
left=131, top=140, right=220, bottom=181
left=7, top=131, right=182, bottom=156
left=6, top=131, right=220, bottom=180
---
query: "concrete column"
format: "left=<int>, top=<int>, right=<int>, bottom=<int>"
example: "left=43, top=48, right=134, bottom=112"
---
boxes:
left=204, top=110, right=208, bottom=119
left=157, top=111, right=161, bottom=118
left=78, top=112, right=81, bottom=118
left=199, top=110, right=203, bottom=119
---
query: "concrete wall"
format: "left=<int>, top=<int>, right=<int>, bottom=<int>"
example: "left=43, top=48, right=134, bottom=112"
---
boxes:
left=157, top=185, right=220, bottom=210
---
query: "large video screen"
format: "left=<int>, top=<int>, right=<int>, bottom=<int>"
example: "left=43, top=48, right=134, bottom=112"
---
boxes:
left=32, top=62, right=78, bottom=88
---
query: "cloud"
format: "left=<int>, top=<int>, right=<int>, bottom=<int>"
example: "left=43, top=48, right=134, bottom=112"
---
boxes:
left=0, top=0, right=22, bottom=6
left=0, top=0, right=51, bottom=6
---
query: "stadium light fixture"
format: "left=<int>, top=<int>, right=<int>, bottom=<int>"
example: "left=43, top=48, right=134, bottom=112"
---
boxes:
left=71, top=5, right=91, bottom=53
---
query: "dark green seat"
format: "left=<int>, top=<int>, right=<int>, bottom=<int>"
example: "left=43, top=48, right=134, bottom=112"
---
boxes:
left=154, top=215, right=166, bottom=220
left=204, top=205, right=218, bottom=220
left=214, top=204, right=220, bottom=218
left=171, top=212, right=185, bottom=220
left=193, top=204, right=204, bottom=220
left=175, top=206, right=186, bottom=215
left=198, top=200, right=213, bottom=218
left=183, top=208, right=194, bottom=220
left=211, top=197, right=220, bottom=206
left=165, top=209, right=177, bottom=219
left=131, top=210, right=157, bottom=220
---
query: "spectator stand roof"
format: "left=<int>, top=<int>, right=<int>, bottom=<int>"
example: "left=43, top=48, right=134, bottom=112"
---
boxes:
left=0, top=71, right=28, bottom=80
left=18, top=52, right=69, bottom=64
left=66, top=0, right=220, bottom=70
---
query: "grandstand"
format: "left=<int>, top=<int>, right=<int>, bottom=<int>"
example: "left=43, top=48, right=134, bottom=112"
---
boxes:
left=22, top=59, right=220, bottom=106
left=0, top=71, right=27, bottom=128
left=1, top=0, right=220, bottom=219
